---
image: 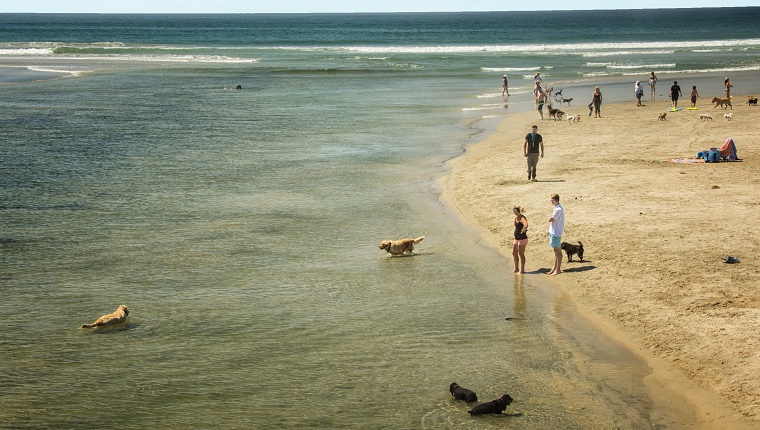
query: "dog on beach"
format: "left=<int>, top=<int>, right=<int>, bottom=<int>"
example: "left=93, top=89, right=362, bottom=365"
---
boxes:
left=561, top=97, right=573, bottom=106
left=378, top=236, right=425, bottom=255
left=657, top=112, right=667, bottom=121
left=560, top=241, right=584, bottom=262
left=450, top=383, right=478, bottom=402
left=698, top=114, right=713, bottom=122
left=566, top=114, right=580, bottom=123
left=748, top=96, right=758, bottom=106
left=81, top=305, right=129, bottom=329
left=468, top=394, right=514, bottom=416
left=725, top=112, right=734, bottom=121
left=547, top=105, right=564, bottom=120
left=711, top=96, right=732, bottom=109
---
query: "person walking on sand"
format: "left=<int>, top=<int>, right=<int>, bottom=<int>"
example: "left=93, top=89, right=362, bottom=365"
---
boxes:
left=634, top=81, right=644, bottom=106
left=690, top=85, right=699, bottom=108
left=547, top=193, right=564, bottom=276
left=591, top=86, right=602, bottom=118
left=523, top=125, right=543, bottom=182
left=649, top=71, right=657, bottom=99
left=535, top=86, right=547, bottom=120
left=670, top=80, right=682, bottom=108
left=512, top=206, right=529, bottom=274
left=502, top=74, right=510, bottom=96
left=725, top=77, right=733, bottom=98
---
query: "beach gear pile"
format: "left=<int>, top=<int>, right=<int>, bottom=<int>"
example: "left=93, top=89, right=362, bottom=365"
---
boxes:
left=671, top=137, right=740, bottom=164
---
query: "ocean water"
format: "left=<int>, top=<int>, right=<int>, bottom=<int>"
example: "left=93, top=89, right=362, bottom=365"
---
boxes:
left=2, top=9, right=760, bottom=429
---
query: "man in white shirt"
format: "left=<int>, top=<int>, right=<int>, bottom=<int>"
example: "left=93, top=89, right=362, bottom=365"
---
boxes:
left=548, top=193, right=564, bottom=276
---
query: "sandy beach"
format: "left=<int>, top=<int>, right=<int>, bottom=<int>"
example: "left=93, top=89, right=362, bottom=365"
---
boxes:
left=442, top=92, right=760, bottom=428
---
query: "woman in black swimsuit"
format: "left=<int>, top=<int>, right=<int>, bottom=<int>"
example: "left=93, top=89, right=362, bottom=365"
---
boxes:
left=512, top=206, right=529, bottom=274
left=591, top=86, right=603, bottom=118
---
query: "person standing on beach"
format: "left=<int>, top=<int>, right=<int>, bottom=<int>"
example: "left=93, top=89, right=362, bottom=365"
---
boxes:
left=591, top=86, right=602, bottom=118
left=535, top=86, right=547, bottom=120
left=690, top=85, right=699, bottom=108
left=502, top=74, right=510, bottom=96
left=523, top=125, right=543, bottom=182
left=548, top=193, right=564, bottom=276
left=670, top=80, right=682, bottom=108
left=512, top=206, right=529, bottom=274
left=725, top=77, right=733, bottom=98
left=534, top=71, right=542, bottom=84
left=648, top=71, right=657, bottom=99
left=634, top=81, right=644, bottom=106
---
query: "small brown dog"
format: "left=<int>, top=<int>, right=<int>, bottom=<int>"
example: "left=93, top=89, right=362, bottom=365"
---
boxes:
left=81, top=305, right=129, bottom=329
left=378, top=237, right=425, bottom=255
left=711, top=96, right=732, bottom=109
left=560, top=241, right=584, bottom=262
left=657, top=112, right=667, bottom=121
left=748, top=96, right=758, bottom=106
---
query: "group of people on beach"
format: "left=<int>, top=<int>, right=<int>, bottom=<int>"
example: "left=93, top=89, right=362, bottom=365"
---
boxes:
left=508, top=71, right=738, bottom=277
left=514, top=122, right=565, bottom=275
left=510, top=191, right=564, bottom=276
left=640, top=71, right=733, bottom=109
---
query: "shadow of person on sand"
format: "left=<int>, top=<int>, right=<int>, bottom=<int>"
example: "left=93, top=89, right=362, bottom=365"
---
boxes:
left=561, top=265, right=596, bottom=273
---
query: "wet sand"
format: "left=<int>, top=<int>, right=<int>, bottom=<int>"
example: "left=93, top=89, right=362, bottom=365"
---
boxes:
left=441, top=93, right=760, bottom=428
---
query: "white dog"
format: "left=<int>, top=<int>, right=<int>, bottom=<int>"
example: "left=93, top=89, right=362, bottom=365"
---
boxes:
left=698, top=114, right=713, bottom=122
left=566, top=114, right=580, bottom=123
left=724, top=112, right=734, bottom=121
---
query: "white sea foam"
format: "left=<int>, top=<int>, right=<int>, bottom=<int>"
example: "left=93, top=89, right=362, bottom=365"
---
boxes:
left=326, top=38, right=760, bottom=54
left=462, top=104, right=506, bottom=112
left=0, top=48, right=54, bottom=55
left=607, top=63, right=676, bottom=69
left=482, top=66, right=541, bottom=72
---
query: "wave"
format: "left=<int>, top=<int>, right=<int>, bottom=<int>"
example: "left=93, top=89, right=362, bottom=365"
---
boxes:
left=481, top=66, right=541, bottom=72
left=4, top=37, right=760, bottom=56
left=607, top=63, right=676, bottom=69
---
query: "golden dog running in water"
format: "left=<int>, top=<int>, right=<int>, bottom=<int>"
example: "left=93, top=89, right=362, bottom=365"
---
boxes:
left=378, top=237, right=425, bottom=255
left=81, top=305, right=129, bottom=329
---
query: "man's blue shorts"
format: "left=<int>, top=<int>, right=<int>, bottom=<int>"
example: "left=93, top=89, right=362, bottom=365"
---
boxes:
left=549, top=234, right=561, bottom=248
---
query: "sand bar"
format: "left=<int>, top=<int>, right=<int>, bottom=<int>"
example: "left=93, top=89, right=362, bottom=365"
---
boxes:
left=442, top=93, right=760, bottom=428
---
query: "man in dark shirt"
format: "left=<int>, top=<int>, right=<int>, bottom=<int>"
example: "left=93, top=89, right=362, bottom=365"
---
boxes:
left=670, top=80, right=682, bottom=108
left=523, top=125, right=544, bottom=182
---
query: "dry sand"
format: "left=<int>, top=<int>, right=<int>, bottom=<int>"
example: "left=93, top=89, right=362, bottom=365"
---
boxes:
left=442, top=95, right=760, bottom=428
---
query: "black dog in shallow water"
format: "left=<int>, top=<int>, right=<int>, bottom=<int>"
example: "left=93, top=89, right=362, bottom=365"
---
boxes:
left=468, top=394, right=514, bottom=415
left=449, top=382, right=478, bottom=402
left=561, top=241, right=584, bottom=262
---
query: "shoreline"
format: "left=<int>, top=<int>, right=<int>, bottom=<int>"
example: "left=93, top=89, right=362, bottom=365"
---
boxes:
left=440, top=78, right=760, bottom=427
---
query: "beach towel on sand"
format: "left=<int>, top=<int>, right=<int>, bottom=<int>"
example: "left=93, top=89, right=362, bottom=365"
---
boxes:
left=719, top=138, right=739, bottom=161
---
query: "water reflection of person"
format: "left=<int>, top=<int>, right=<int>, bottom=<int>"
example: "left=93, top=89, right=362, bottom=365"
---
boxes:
left=512, top=274, right=527, bottom=322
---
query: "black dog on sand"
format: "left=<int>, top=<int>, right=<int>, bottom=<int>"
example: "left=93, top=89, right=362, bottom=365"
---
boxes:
left=560, top=241, right=584, bottom=262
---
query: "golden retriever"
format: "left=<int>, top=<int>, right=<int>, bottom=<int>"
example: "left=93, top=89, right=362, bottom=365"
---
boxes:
left=378, top=237, right=424, bottom=255
left=81, top=305, right=129, bottom=329
left=711, top=96, right=732, bottom=109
